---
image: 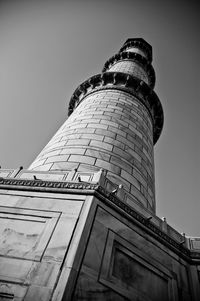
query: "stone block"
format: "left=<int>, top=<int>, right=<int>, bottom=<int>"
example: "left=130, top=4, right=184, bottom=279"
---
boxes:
left=66, top=139, right=90, bottom=146
left=104, top=137, right=125, bottom=150
left=110, top=155, right=132, bottom=174
left=126, top=134, right=143, bottom=150
left=74, top=128, right=95, bottom=134
left=108, top=126, right=127, bottom=137
left=100, top=119, right=119, bottom=128
left=87, top=123, right=108, bottom=130
left=81, top=133, right=103, bottom=141
left=46, top=155, right=69, bottom=164
left=78, top=164, right=100, bottom=172
left=96, top=107, right=114, bottom=113
left=117, top=118, right=129, bottom=128
left=95, top=128, right=116, bottom=139
left=61, top=134, right=81, bottom=141
left=129, top=125, right=143, bottom=139
left=132, top=168, right=148, bottom=189
left=116, top=134, right=136, bottom=150
left=74, top=114, right=93, bottom=121
left=51, top=162, right=79, bottom=171
left=60, top=148, right=86, bottom=155
left=89, top=140, right=113, bottom=152
left=68, top=155, right=96, bottom=166
left=104, top=111, right=122, bottom=120
left=92, top=114, right=112, bottom=120
left=68, top=123, right=88, bottom=129
left=121, top=170, right=141, bottom=190
left=113, top=146, right=132, bottom=163
left=85, top=149, right=111, bottom=162
left=124, top=145, right=142, bottom=162
left=95, top=159, right=121, bottom=175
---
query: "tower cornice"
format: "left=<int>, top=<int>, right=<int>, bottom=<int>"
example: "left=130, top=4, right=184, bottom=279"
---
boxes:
left=68, top=72, right=163, bottom=144
left=120, top=38, right=152, bottom=62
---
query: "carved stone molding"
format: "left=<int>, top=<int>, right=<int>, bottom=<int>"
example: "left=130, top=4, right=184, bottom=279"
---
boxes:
left=0, top=177, right=99, bottom=191
left=68, top=72, right=163, bottom=144
left=1, top=176, right=200, bottom=262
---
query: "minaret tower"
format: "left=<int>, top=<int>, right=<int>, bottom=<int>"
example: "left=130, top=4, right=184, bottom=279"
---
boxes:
left=29, top=38, right=163, bottom=213
left=0, top=39, right=199, bottom=301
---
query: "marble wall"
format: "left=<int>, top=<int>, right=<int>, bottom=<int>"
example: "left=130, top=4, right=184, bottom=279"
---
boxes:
left=0, top=189, right=90, bottom=301
left=72, top=199, right=199, bottom=301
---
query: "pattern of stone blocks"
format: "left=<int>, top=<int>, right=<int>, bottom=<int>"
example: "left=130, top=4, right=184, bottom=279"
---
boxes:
left=107, top=60, right=149, bottom=84
left=29, top=89, right=155, bottom=211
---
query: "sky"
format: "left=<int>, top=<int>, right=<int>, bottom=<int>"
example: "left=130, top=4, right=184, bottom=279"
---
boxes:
left=0, top=0, right=199, bottom=236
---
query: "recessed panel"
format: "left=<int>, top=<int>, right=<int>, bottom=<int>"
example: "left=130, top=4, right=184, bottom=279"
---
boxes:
left=112, top=246, right=168, bottom=299
left=0, top=208, right=59, bottom=261
left=99, top=230, right=177, bottom=301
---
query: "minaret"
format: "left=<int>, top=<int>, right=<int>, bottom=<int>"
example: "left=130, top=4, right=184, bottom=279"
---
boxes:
left=0, top=39, right=199, bottom=301
left=29, top=38, right=163, bottom=213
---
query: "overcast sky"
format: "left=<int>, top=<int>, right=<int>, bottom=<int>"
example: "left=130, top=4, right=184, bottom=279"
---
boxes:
left=0, top=0, right=199, bottom=236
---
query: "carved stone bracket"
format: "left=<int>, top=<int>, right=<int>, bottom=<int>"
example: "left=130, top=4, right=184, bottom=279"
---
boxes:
left=68, top=72, right=163, bottom=144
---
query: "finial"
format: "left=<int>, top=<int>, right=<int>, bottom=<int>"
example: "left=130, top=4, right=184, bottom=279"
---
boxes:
left=111, top=184, right=123, bottom=195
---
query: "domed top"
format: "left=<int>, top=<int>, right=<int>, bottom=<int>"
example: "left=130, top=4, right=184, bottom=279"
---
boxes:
left=120, top=38, right=152, bottom=62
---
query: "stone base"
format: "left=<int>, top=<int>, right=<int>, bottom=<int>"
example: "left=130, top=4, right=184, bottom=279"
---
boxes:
left=0, top=169, right=199, bottom=300
left=70, top=199, right=200, bottom=301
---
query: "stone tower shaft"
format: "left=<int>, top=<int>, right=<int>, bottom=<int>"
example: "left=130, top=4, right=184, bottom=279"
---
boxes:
left=29, top=38, right=163, bottom=213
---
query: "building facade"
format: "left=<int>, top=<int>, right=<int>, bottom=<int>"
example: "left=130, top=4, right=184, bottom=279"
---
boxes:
left=0, top=39, right=199, bottom=300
